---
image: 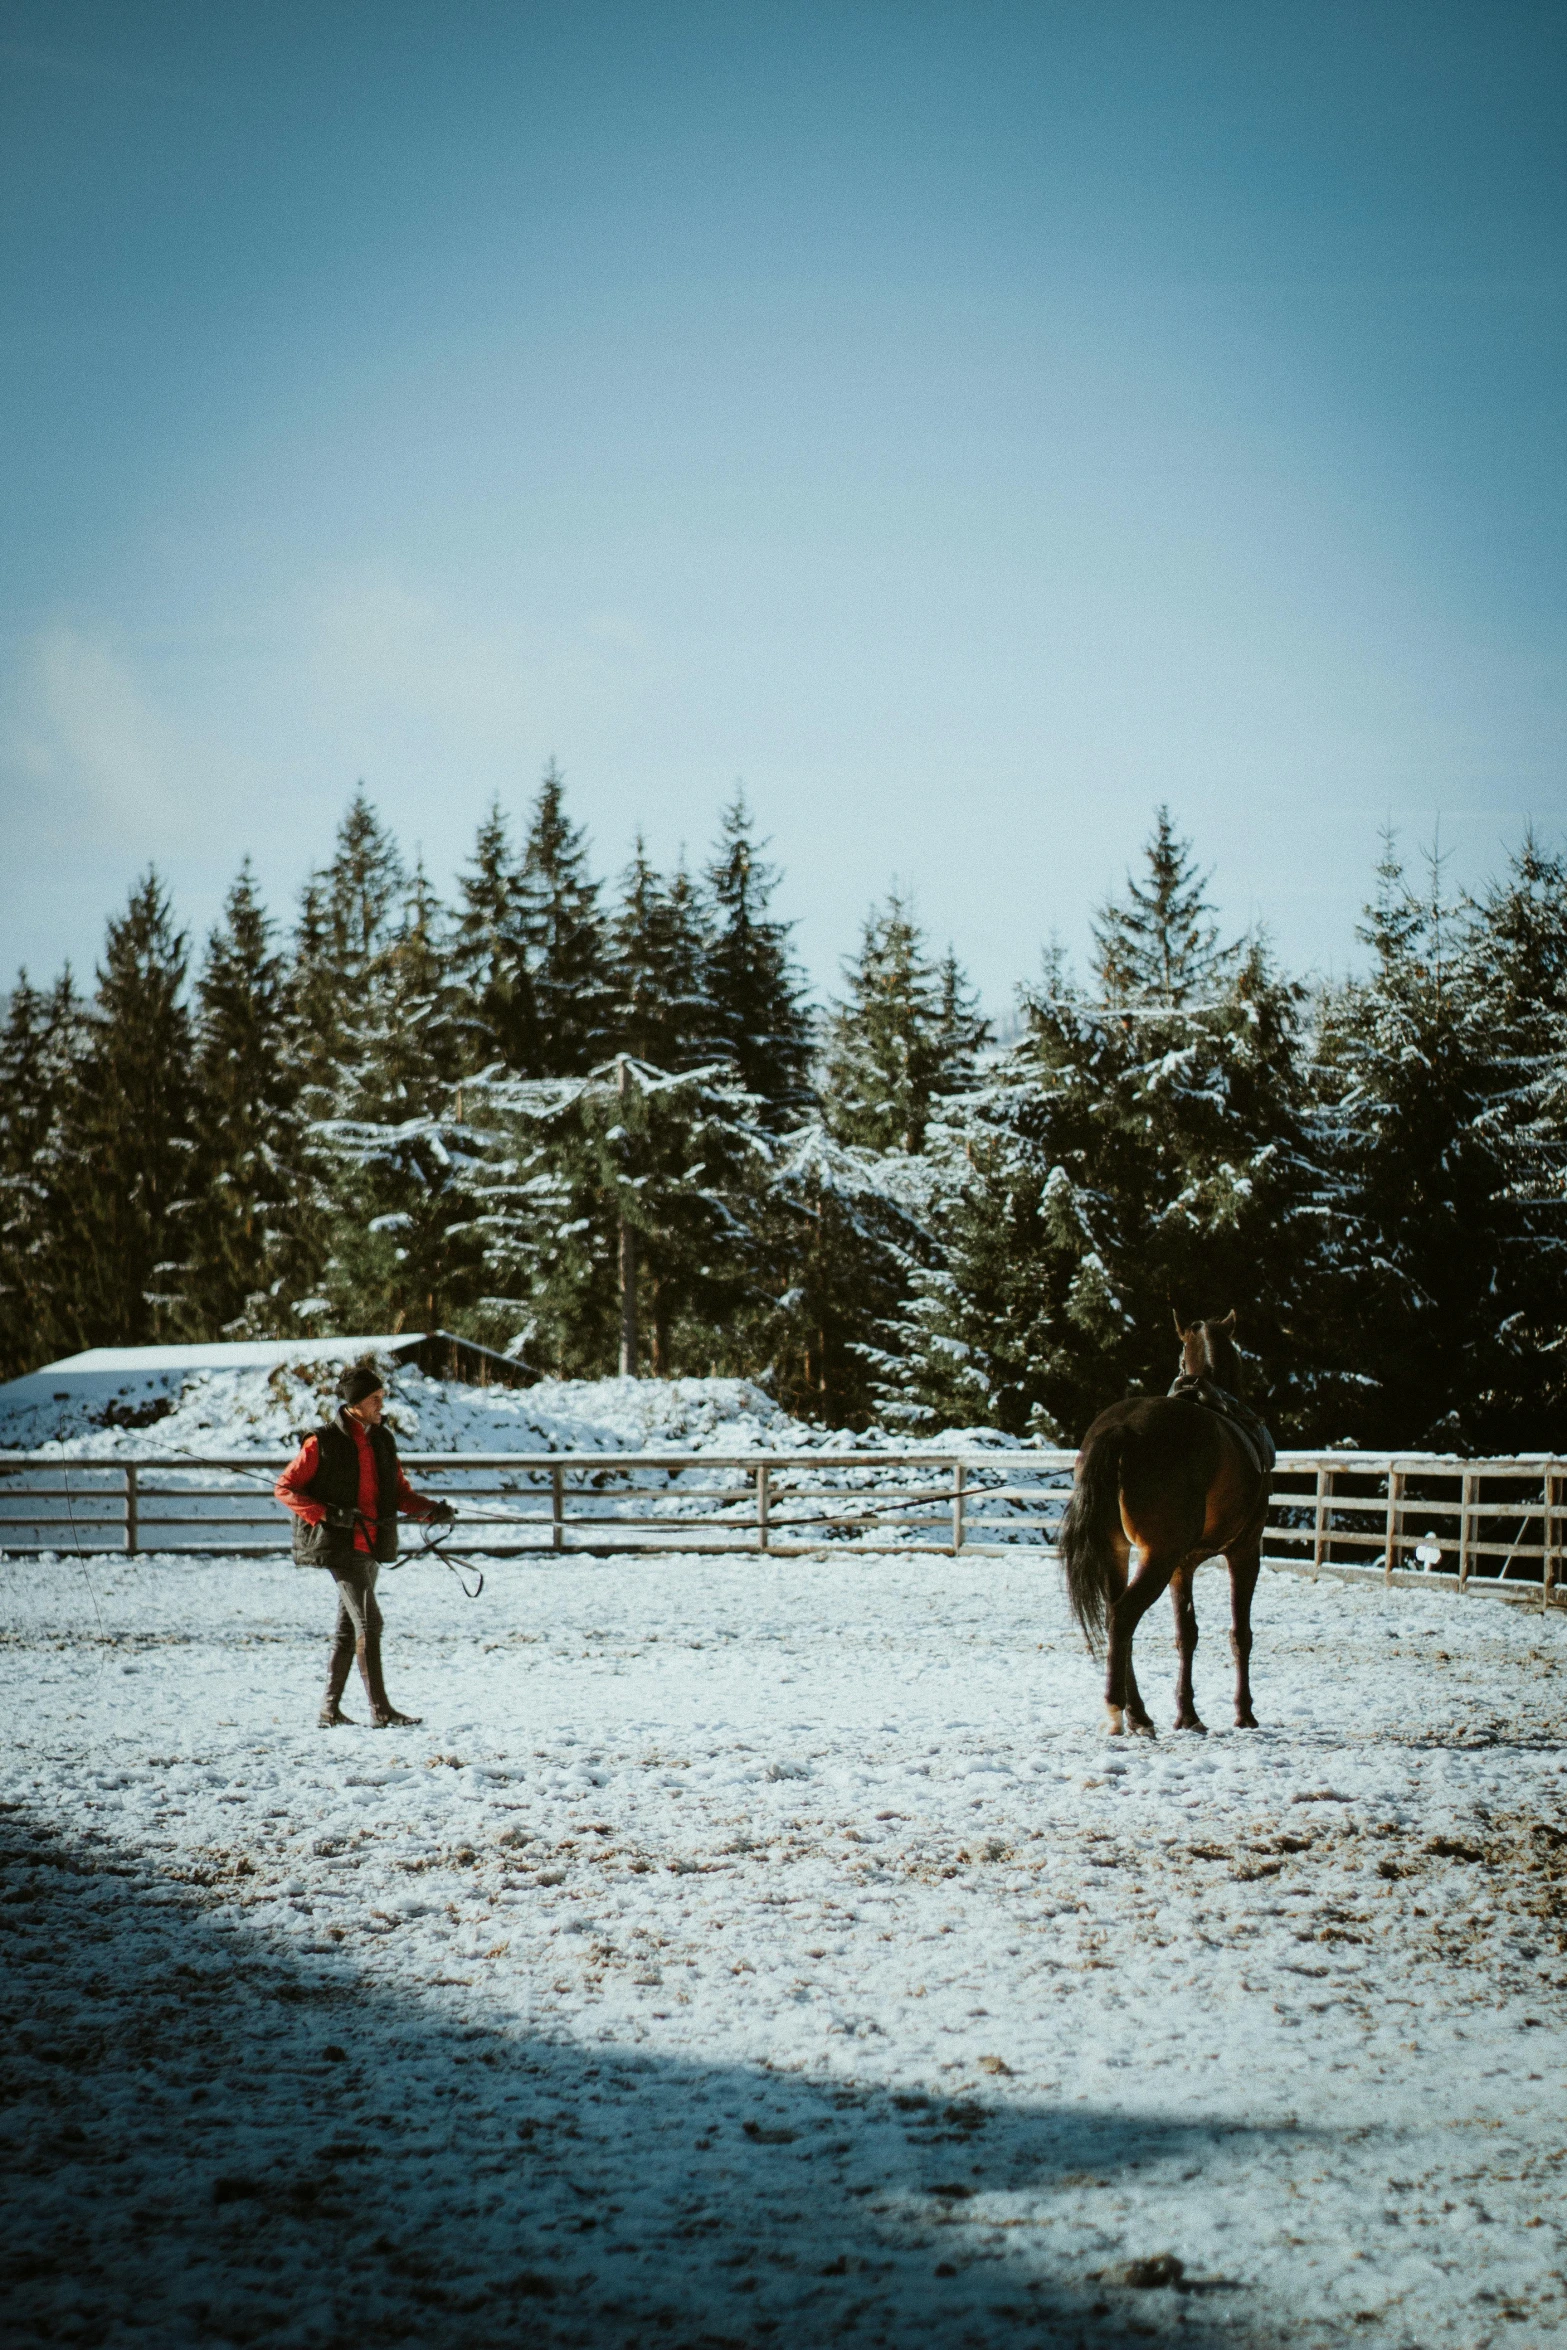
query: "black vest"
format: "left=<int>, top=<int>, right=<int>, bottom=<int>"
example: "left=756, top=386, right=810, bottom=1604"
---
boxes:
left=292, top=1411, right=402, bottom=1568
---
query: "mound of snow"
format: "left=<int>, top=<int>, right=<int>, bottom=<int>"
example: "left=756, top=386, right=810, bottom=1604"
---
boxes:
left=0, top=1352, right=818, bottom=1460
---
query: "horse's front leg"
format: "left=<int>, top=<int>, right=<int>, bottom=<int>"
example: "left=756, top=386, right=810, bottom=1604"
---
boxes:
left=1105, top=1550, right=1175, bottom=1738
left=1226, top=1545, right=1261, bottom=1728
left=1169, top=1565, right=1205, bottom=1731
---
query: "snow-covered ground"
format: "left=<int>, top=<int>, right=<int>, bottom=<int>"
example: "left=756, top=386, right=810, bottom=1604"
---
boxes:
left=3, top=1541, right=1564, bottom=2347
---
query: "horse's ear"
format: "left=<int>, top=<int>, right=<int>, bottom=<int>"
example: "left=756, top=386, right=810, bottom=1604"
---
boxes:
left=1171, top=1305, right=1186, bottom=1339
left=1218, top=1308, right=1236, bottom=1330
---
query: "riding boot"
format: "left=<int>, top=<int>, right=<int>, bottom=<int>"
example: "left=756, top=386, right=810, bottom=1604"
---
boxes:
left=357, top=1626, right=420, bottom=1731
left=318, top=1633, right=357, bottom=1727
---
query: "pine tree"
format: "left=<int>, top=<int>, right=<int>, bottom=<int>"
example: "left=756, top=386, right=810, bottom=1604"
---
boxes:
left=1091, top=806, right=1237, bottom=1006
left=1310, top=833, right=1497, bottom=1447
left=755, top=1125, right=934, bottom=1425
left=62, top=872, right=194, bottom=1346
left=703, top=793, right=814, bottom=1129
left=292, top=787, right=407, bottom=1102
left=0, top=969, right=87, bottom=1375
left=452, top=799, right=536, bottom=1075
left=824, top=892, right=987, bottom=1154
left=607, top=841, right=714, bottom=1073
left=1459, top=835, right=1567, bottom=1446
left=463, top=1055, right=767, bottom=1378
left=876, top=844, right=1315, bottom=1439
left=309, top=864, right=478, bottom=1336
left=517, top=761, right=611, bottom=1076
left=176, top=864, right=311, bottom=1338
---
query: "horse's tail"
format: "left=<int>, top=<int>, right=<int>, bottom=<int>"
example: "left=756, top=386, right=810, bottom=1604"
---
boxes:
left=1056, top=1426, right=1124, bottom=1656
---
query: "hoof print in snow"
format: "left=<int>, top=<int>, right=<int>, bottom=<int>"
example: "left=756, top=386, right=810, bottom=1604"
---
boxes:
left=977, top=2053, right=1013, bottom=2075
left=928, top=2182, right=973, bottom=2201
left=765, top=1759, right=810, bottom=1781
left=1117, top=2253, right=1186, bottom=2290
left=742, top=2121, right=797, bottom=2145
left=212, top=2176, right=259, bottom=2205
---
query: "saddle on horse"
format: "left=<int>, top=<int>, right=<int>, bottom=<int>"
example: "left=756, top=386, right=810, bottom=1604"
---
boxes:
left=1166, top=1372, right=1276, bottom=1480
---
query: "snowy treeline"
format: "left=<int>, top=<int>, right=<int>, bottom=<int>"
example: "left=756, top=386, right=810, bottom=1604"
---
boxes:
left=3, top=774, right=1564, bottom=1451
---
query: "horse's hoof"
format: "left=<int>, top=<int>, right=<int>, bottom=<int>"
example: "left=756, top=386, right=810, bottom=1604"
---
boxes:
left=1235, top=1711, right=1259, bottom=1729
left=1175, top=1716, right=1207, bottom=1735
left=1105, top=1707, right=1125, bottom=1737
left=1127, top=1716, right=1157, bottom=1740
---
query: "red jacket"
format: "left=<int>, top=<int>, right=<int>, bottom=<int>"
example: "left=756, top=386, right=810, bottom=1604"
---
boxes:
left=276, top=1419, right=437, bottom=1554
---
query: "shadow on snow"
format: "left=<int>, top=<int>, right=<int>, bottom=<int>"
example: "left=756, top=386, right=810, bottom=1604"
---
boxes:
left=1, top=1807, right=1299, bottom=2349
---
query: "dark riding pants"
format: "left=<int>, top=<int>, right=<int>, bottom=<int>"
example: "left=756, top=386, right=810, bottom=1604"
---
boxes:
left=324, top=1560, right=391, bottom=1715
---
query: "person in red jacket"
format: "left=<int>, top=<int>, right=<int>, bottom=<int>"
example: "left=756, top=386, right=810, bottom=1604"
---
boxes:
left=275, top=1361, right=452, bottom=1728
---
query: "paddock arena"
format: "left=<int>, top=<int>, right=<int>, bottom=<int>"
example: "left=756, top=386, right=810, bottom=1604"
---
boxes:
left=3, top=1545, right=1564, bottom=2347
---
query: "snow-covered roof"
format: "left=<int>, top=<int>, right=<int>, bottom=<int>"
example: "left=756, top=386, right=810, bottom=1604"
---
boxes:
left=34, top=1338, right=421, bottom=1375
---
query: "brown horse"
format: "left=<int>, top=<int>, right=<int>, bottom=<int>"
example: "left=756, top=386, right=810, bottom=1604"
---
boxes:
left=1056, top=1310, right=1274, bottom=1735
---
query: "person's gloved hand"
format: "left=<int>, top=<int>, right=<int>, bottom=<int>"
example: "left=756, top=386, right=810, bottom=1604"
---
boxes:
left=429, top=1499, right=456, bottom=1523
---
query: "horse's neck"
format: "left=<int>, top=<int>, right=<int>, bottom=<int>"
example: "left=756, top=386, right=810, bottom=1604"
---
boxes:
left=1199, top=1340, right=1244, bottom=1396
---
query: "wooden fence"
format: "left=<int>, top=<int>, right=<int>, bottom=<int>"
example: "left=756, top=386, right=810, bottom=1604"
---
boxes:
left=0, top=1448, right=1560, bottom=1607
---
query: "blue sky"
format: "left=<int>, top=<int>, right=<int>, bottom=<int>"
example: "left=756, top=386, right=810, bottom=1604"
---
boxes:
left=2, top=0, right=1563, bottom=1008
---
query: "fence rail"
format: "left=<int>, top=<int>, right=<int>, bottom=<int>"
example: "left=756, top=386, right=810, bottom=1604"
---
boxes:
left=0, top=1448, right=1561, bottom=1607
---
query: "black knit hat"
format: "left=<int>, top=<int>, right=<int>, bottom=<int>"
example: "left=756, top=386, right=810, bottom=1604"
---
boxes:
left=337, top=1361, right=386, bottom=1406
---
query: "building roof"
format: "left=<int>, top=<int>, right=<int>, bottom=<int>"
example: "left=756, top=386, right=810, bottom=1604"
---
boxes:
left=34, top=1338, right=421, bottom=1375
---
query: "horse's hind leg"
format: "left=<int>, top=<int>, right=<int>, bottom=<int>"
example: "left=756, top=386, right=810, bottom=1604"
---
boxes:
left=1227, top=1545, right=1261, bottom=1729
left=1123, top=1650, right=1155, bottom=1736
left=1169, top=1566, right=1205, bottom=1732
left=1105, top=1549, right=1178, bottom=1738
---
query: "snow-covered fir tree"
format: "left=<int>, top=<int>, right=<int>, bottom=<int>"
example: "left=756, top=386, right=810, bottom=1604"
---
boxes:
left=1310, top=836, right=1494, bottom=1446
left=1091, top=804, right=1238, bottom=1007
left=174, top=863, right=311, bottom=1338
left=703, top=794, right=815, bottom=1129
left=1454, top=833, right=1567, bottom=1447
left=291, top=788, right=407, bottom=1105
left=824, top=891, right=987, bottom=1155
left=463, top=1055, right=768, bottom=1377
left=516, top=762, right=613, bottom=1076
left=61, top=873, right=195, bottom=1347
left=875, top=837, right=1318, bottom=1440
left=1311, top=832, right=1566, bottom=1450
left=306, top=864, right=479, bottom=1336
left=451, top=798, right=535, bottom=1076
left=0, top=968, right=87, bottom=1377
left=607, top=841, right=714, bottom=1073
left=754, top=1123, right=934, bottom=1424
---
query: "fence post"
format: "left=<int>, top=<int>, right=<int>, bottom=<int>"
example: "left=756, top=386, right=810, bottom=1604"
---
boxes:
left=1383, top=1465, right=1403, bottom=1586
left=1546, top=1469, right=1560, bottom=1615
left=952, top=1462, right=966, bottom=1555
left=125, top=1464, right=139, bottom=1558
left=757, top=1463, right=771, bottom=1552
left=551, top=1464, right=564, bottom=1553
left=1311, top=1465, right=1330, bottom=1576
left=1459, top=1470, right=1475, bottom=1592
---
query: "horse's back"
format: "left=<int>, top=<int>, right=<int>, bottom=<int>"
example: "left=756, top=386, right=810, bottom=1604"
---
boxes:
left=1078, top=1393, right=1221, bottom=1467
left=1079, top=1394, right=1245, bottom=1537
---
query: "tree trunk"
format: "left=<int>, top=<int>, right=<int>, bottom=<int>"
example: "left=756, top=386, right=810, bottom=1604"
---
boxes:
left=617, top=1057, right=639, bottom=1377
left=617, top=1217, right=638, bottom=1376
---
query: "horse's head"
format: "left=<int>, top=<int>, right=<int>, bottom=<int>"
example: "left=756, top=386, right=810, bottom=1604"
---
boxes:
left=1172, top=1305, right=1241, bottom=1389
